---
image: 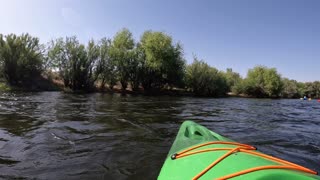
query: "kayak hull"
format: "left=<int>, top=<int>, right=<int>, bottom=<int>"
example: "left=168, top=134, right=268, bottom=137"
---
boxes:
left=158, top=121, right=319, bottom=180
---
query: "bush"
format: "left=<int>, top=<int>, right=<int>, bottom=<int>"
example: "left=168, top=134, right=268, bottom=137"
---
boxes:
left=0, top=34, right=44, bottom=86
left=223, top=68, right=242, bottom=92
left=282, top=78, right=300, bottom=98
left=109, top=28, right=136, bottom=90
left=186, top=58, right=228, bottom=96
left=138, top=31, right=185, bottom=90
left=47, top=37, right=99, bottom=91
left=240, top=66, right=283, bottom=97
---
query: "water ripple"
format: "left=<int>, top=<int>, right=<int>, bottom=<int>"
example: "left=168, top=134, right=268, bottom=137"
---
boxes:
left=0, top=93, right=319, bottom=179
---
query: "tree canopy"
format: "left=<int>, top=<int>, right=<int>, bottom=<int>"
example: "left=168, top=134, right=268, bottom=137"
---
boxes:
left=109, top=28, right=136, bottom=90
left=47, top=37, right=99, bottom=91
left=186, top=58, right=228, bottom=96
left=0, top=34, right=43, bottom=86
left=238, top=66, right=283, bottom=97
left=0, top=30, right=319, bottom=98
left=138, top=31, right=185, bottom=90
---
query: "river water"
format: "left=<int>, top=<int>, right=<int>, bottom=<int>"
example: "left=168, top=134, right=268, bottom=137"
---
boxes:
left=0, top=92, right=319, bottom=179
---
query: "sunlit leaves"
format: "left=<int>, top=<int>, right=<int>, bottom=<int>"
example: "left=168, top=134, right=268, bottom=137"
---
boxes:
left=47, top=37, right=99, bottom=91
left=239, top=66, right=283, bottom=97
left=186, top=58, right=228, bottom=96
left=138, top=31, right=185, bottom=90
left=109, top=28, right=136, bottom=90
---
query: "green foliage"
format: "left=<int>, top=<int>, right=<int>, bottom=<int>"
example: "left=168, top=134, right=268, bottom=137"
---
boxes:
left=312, top=81, right=320, bottom=98
left=303, top=81, right=320, bottom=98
left=0, top=82, right=11, bottom=91
left=231, top=79, right=245, bottom=95
left=0, top=34, right=44, bottom=86
left=138, top=31, right=185, bottom=90
left=282, top=78, right=300, bottom=98
left=109, top=28, right=136, bottom=90
left=238, top=66, right=283, bottom=97
left=129, top=48, right=143, bottom=90
left=186, top=58, right=228, bottom=96
left=1, top=30, right=319, bottom=97
left=47, top=37, right=99, bottom=91
left=223, top=68, right=242, bottom=92
left=95, top=38, right=117, bottom=89
left=231, top=67, right=320, bottom=99
left=296, top=82, right=306, bottom=97
left=0, top=60, right=3, bottom=79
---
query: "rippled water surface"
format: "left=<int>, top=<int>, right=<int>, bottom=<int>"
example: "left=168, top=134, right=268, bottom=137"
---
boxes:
left=0, top=92, right=319, bottom=179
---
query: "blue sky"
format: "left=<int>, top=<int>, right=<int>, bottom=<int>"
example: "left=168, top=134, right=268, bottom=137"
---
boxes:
left=1, top=0, right=320, bottom=82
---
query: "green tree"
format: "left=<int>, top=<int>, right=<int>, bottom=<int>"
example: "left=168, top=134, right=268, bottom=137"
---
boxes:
left=129, top=48, right=143, bottom=90
left=224, top=68, right=241, bottom=92
left=109, top=28, right=136, bottom=91
left=312, top=81, right=320, bottom=98
left=304, top=81, right=320, bottom=98
left=0, top=34, right=44, bottom=86
left=231, top=79, right=245, bottom=95
left=296, top=82, right=306, bottom=97
left=0, top=59, right=3, bottom=79
left=47, top=37, right=99, bottom=91
left=242, top=66, right=283, bottom=97
left=185, top=58, right=228, bottom=96
left=138, top=31, right=185, bottom=90
left=282, top=78, right=300, bottom=98
left=95, top=38, right=117, bottom=89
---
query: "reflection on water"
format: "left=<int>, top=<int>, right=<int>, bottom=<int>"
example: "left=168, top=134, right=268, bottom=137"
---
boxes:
left=0, top=92, right=319, bottom=179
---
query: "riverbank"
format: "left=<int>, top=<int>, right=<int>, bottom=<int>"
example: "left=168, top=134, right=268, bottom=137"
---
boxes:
left=0, top=82, right=295, bottom=99
left=226, top=92, right=281, bottom=98
left=0, top=76, right=311, bottom=99
left=0, top=79, right=208, bottom=98
left=0, top=72, right=196, bottom=96
left=0, top=75, right=61, bottom=92
left=0, top=83, right=296, bottom=99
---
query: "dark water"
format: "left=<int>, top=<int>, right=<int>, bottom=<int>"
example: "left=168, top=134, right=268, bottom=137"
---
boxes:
left=0, top=92, right=319, bottom=179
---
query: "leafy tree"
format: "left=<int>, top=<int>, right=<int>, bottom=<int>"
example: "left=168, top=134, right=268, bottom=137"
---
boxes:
left=47, top=37, right=99, bottom=91
left=224, top=68, right=241, bottom=92
left=129, top=48, right=143, bottom=90
left=304, top=81, right=320, bottom=98
left=296, top=82, right=306, bottom=97
left=109, top=28, right=136, bottom=90
left=0, top=60, right=3, bottom=79
left=138, top=31, right=185, bottom=90
left=95, top=38, right=117, bottom=89
left=4, top=29, right=318, bottom=99
left=185, top=58, right=228, bottom=96
left=0, top=34, right=44, bottom=86
left=263, top=68, right=283, bottom=96
left=231, top=79, right=245, bottom=94
left=282, top=78, right=300, bottom=98
left=312, top=81, right=320, bottom=98
left=241, top=66, right=283, bottom=97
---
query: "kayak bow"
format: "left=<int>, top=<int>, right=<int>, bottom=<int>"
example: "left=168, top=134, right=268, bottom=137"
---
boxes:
left=158, top=121, right=319, bottom=180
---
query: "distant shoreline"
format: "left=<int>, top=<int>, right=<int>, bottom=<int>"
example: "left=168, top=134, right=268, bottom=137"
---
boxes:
left=1, top=81, right=312, bottom=100
left=1, top=33, right=319, bottom=99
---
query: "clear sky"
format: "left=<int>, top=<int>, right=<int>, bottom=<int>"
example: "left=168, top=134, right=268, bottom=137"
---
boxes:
left=1, top=0, right=319, bottom=82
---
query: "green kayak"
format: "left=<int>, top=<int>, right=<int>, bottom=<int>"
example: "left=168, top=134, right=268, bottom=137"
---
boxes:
left=158, top=121, right=319, bottom=180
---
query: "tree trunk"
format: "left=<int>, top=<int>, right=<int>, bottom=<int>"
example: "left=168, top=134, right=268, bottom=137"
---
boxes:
left=100, top=78, right=106, bottom=90
left=121, top=80, right=127, bottom=91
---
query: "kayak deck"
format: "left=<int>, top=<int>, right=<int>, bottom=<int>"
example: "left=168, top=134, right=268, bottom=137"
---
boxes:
left=158, top=121, right=319, bottom=180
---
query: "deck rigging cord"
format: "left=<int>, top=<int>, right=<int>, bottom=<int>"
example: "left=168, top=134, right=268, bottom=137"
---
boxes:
left=171, top=141, right=318, bottom=180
